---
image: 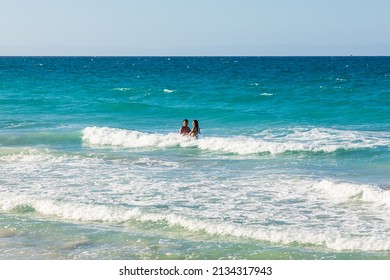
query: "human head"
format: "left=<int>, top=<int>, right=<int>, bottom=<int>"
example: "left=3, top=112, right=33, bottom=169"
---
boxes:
left=183, top=119, right=189, bottom=126
left=192, top=120, right=199, bottom=128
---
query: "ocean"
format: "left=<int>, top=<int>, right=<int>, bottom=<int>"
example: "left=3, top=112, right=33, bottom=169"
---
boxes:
left=0, top=56, right=389, bottom=259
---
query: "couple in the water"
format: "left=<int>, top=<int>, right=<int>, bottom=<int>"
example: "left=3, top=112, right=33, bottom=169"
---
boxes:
left=179, top=119, right=200, bottom=138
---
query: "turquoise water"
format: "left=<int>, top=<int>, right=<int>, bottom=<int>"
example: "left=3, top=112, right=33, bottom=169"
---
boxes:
left=0, top=56, right=389, bottom=259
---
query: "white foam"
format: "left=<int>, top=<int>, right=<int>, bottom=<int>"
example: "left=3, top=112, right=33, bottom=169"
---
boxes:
left=82, top=126, right=190, bottom=148
left=1, top=195, right=389, bottom=251
left=112, top=87, right=132, bottom=91
left=163, top=89, right=174, bottom=93
left=2, top=137, right=389, bottom=252
left=312, top=180, right=390, bottom=208
left=260, top=93, right=273, bottom=96
left=82, top=126, right=390, bottom=155
left=0, top=148, right=60, bottom=163
left=0, top=196, right=138, bottom=222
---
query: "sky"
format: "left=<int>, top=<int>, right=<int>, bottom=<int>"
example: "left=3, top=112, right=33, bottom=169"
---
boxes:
left=0, top=0, right=389, bottom=56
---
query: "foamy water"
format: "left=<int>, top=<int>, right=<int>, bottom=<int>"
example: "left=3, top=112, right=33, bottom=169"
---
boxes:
left=82, top=126, right=390, bottom=155
left=1, top=147, right=389, bottom=254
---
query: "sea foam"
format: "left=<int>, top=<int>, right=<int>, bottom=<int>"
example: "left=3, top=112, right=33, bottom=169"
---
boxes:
left=311, top=180, right=390, bottom=208
left=1, top=194, right=389, bottom=251
left=82, top=126, right=390, bottom=155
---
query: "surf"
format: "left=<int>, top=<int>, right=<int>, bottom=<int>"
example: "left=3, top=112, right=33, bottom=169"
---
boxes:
left=81, top=126, right=390, bottom=155
left=1, top=193, right=389, bottom=252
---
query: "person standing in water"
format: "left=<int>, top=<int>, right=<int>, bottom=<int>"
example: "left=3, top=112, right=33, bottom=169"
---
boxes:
left=189, top=120, right=200, bottom=138
left=179, top=119, right=191, bottom=135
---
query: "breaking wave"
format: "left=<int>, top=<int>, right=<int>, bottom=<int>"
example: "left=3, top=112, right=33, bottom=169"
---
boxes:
left=0, top=194, right=389, bottom=251
left=82, top=126, right=390, bottom=155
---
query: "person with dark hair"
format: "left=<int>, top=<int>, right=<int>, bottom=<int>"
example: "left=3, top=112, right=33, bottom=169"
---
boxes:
left=189, top=120, right=200, bottom=138
left=179, top=119, right=191, bottom=135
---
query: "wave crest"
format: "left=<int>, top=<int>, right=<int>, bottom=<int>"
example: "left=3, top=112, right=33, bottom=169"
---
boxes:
left=82, top=126, right=389, bottom=155
left=312, top=180, right=390, bottom=207
left=1, top=195, right=389, bottom=251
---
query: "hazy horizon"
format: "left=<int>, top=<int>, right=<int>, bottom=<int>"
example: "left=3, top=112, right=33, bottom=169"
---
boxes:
left=1, top=0, right=389, bottom=56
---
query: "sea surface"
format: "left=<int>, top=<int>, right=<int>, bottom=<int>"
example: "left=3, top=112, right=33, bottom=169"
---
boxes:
left=0, top=56, right=389, bottom=259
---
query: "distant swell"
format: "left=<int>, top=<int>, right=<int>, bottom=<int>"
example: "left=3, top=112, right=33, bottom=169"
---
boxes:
left=82, top=126, right=389, bottom=155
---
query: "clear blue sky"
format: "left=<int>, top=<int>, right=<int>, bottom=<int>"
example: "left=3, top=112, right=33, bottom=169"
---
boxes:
left=1, top=0, right=389, bottom=56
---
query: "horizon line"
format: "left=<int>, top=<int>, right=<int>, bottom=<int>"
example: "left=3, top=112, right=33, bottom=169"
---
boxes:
left=1, top=55, right=389, bottom=58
